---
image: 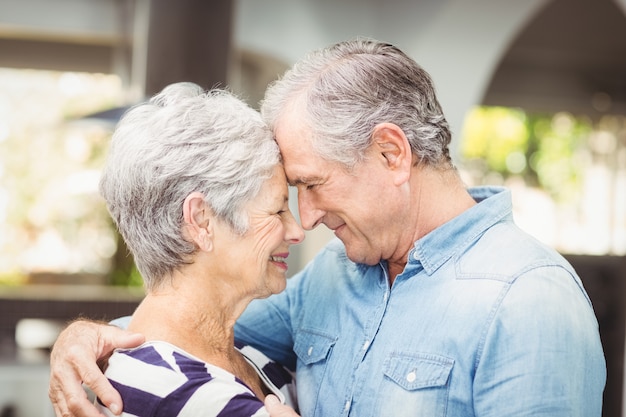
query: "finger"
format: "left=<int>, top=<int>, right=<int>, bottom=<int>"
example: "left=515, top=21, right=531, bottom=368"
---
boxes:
left=65, top=388, right=107, bottom=417
left=49, top=320, right=143, bottom=417
left=89, top=326, right=144, bottom=414
left=264, top=395, right=300, bottom=417
left=56, top=336, right=120, bottom=415
left=49, top=368, right=106, bottom=417
left=49, top=377, right=70, bottom=417
left=50, top=349, right=110, bottom=416
left=107, top=328, right=145, bottom=351
left=49, top=328, right=95, bottom=416
left=79, top=325, right=144, bottom=415
left=79, top=364, right=122, bottom=416
left=79, top=320, right=144, bottom=356
left=264, top=394, right=280, bottom=408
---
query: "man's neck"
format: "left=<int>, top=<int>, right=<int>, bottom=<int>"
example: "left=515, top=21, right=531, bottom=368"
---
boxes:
left=387, top=166, right=476, bottom=286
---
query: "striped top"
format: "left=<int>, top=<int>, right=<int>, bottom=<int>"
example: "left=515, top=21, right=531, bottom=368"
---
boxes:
left=96, top=340, right=297, bottom=417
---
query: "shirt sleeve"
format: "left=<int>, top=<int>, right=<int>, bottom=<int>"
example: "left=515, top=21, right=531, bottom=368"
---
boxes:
left=473, top=264, right=606, bottom=416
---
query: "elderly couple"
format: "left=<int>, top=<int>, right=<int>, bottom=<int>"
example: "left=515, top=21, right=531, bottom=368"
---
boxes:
left=48, top=39, right=606, bottom=417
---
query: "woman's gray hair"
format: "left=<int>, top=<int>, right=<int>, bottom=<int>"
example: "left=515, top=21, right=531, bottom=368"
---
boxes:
left=261, top=38, right=452, bottom=169
left=99, top=82, right=279, bottom=289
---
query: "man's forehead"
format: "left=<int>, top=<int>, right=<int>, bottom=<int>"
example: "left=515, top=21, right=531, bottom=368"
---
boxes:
left=281, top=158, right=319, bottom=186
left=273, top=107, right=323, bottom=185
left=275, top=136, right=314, bottom=180
left=288, top=174, right=323, bottom=187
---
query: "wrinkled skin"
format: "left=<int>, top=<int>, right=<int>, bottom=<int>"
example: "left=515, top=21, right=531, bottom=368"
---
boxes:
left=48, top=320, right=144, bottom=417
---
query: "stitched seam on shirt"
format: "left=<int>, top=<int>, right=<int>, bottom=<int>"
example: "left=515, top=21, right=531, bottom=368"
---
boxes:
left=457, top=257, right=575, bottom=282
left=473, top=262, right=587, bottom=371
left=474, top=280, right=512, bottom=371
left=421, top=188, right=513, bottom=273
left=421, top=207, right=510, bottom=275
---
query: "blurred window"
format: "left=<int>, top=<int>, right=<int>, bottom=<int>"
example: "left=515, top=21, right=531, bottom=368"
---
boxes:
left=460, top=106, right=626, bottom=255
left=0, top=68, right=129, bottom=285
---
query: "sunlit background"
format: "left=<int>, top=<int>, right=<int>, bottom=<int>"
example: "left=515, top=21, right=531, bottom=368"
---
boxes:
left=462, top=107, right=626, bottom=256
left=0, top=69, right=122, bottom=283
left=1, top=71, right=624, bottom=287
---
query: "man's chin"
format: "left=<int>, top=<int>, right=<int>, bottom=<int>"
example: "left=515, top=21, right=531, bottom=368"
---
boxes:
left=344, top=246, right=379, bottom=266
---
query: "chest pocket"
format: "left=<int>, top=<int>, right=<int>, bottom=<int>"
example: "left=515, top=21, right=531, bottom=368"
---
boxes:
left=379, top=352, right=454, bottom=417
left=294, top=328, right=336, bottom=364
left=293, top=329, right=337, bottom=417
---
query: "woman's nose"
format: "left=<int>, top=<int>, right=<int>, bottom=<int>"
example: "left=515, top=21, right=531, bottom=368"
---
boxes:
left=286, top=213, right=305, bottom=244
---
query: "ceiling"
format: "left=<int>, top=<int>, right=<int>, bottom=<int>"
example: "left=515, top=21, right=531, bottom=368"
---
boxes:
left=482, top=0, right=626, bottom=117
left=0, top=0, right=625, bottom=118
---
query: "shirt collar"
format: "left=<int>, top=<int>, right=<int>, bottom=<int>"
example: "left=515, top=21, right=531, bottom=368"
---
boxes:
left=409, top=186, right=513, bottom=275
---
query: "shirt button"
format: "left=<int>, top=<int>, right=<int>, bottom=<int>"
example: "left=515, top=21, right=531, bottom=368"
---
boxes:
left=362, top=340, right=370, bottom=351
left=344, top=400, right=351, bottom=411
left=406, top=371, right=417, bottom=382
left=307, top=346, right=313, bottom=356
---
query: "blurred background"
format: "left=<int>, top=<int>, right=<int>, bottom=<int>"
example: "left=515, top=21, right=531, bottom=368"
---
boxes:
left=0, top=0, right=625, bottom=415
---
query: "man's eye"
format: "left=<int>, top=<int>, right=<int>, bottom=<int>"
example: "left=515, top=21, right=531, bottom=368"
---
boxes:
left=305, top=184, right=316, bottom=191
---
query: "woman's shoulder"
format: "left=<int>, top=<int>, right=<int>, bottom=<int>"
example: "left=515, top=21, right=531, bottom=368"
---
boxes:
left=106, top=341, right=209, bottom=385
left=105, top=341, right=267, bottom=416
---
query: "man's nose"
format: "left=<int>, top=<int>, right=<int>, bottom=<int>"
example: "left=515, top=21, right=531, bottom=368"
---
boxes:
left=298, top=192, right=324, bottom=230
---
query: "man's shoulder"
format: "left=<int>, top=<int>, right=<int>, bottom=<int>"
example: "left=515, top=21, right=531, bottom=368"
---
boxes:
left=456, top=222, right=576, bottom=282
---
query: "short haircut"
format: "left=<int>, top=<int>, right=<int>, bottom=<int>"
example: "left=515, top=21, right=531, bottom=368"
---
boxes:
left=99, top=83, right=279, bottom=289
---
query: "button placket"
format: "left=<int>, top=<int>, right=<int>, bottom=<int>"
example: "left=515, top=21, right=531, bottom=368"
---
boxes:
left=344, top=399, right=351, bottom=412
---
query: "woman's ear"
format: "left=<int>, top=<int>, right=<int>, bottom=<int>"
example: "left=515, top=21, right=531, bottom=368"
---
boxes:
left=371, top=123, right=412, bottom=186
left=182, top=192, right=213, bottom=251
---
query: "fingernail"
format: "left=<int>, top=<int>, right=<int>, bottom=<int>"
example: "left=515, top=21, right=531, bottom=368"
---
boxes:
left=265, top=395, right=279, bottom=406
left=109, top=403, right=121, bottom=415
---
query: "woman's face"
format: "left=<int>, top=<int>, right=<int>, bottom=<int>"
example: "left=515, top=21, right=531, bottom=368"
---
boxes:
left=213, top=165, right=304, bottom=299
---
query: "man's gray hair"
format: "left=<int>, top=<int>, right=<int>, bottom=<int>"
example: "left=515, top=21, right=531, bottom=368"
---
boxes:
left=261, top=38, right=452, bottom=169
left=99, top=82, right=279, bottom=289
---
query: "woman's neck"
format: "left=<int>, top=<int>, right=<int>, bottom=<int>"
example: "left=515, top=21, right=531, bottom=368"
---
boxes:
left=128, top=279, right=243, bottom=364
left=129, top=289, right=269, bottom=399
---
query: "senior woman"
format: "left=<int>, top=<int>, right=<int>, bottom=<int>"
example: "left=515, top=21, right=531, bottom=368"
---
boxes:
left=94, top=82, right=304, bottom=416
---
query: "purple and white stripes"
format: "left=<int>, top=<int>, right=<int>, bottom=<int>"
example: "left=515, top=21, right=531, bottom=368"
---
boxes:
left=96, top=341, right=296, bottom=417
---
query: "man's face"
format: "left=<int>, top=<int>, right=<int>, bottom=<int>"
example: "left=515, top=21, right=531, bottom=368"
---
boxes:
left=274, top=106, right=402, bottom=266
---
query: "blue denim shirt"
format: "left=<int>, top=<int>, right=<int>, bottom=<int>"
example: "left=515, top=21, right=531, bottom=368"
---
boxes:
left=235, top=186, right=606, bottom=417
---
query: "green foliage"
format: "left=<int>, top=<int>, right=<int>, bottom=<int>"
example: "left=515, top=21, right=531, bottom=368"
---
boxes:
left=107, top=230, right=144, bottom=287
left=461, top=107, right=591, bottom=202
left=109, top=263, right=144, bottom=287
left=0, top=69, right=141, bottom=285
left=462, top=106, right=529, bottom=173
left=0, top=270, right=28, bottom=286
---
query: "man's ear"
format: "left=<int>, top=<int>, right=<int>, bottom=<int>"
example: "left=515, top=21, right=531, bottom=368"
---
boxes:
left=372, top=123, right=412, bottom=185
left=182, top=192, right=213, bottom=251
